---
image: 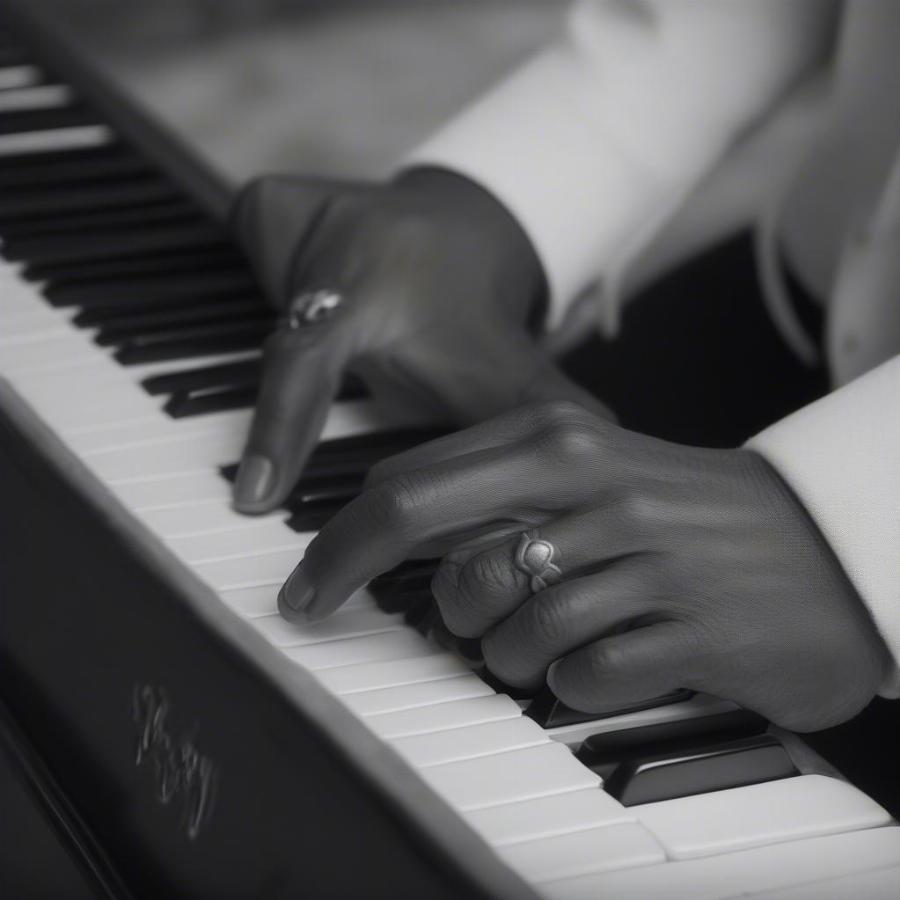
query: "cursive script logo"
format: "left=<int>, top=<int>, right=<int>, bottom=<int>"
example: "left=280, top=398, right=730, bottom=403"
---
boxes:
left=132, top=684, right=217, bottom=840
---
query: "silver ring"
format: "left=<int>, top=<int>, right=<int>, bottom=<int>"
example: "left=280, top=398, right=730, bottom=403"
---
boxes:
left=285, top=289, right=344, bottom=329
left=514, top=533, right=562, bottom=594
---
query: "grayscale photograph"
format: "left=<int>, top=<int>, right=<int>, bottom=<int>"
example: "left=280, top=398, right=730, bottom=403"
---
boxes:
left=1, top=1, right=899, bottom=898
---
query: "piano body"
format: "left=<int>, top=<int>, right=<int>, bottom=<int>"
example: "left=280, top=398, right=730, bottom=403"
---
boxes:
left=1, top=3, right=899, bottom=898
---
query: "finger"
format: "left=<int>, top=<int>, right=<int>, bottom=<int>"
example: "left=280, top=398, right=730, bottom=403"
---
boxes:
left=481, top=558, right=663, bottom=690
left=233, top=324, right=350, bottom=514
left=279, top=436, right=577, bottom=621
left=432, top=503, right=649, bottom=638
left=364, top=400, right=590, bottom=488
left=548, top=622, right=695, bottom=714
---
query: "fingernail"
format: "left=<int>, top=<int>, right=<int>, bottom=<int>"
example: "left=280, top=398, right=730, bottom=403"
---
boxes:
left=279, top=565, right=316, bottom=613
left=234, top=454, right=275, bottom=508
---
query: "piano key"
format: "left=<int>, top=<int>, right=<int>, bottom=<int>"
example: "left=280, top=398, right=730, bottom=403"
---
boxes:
left=419, top=742, right=600, bottom=812
left=109, top=471, right=232, bottom=510
left=250, top=607, right=401, bottom=651
left=141, top=358, right=262, bottom=397
left=0, top=65, right=41, bottom=91
left=754, top=863, right=900, bottom=900
left=632, top=774, right=891, bottom=860
left=496, top=823, right=664, bottom=883
left=2, top=199, right=201, bottom=241
left=166, top=518, right=308, bottom=564
left=604, top=733, right=798, bottom=807
left=0, top=146, right=150, bottom=189
left=0, top=123, right=112, bottom=157
left=217, top=583, right=280, bottom=619
left=0, top=330, right=102, bottom=375
left=1, top=221, right=228, bottom=265
left=526, top=687, right=693, bottom=729
left=136, top=500, right=276, bottom=540
left=0, top=84, right=72, bottom=114
left=543, top=827, right=900, bottom=900
left=314, top=653, right=472, bottom=695
left=113, top=318, right=273, bottom=365
left=0, top=44, right=29, bottom=68
left=361, top=694, right=523, bottom=741
left=343, top=675, right=494, bottom=718
left=283, top=628, right=437, bottom=671
left=464, top=789, right=633, bottom=847
left=192, top=546, right=302, bottom=591
left=31, top=245, right=237, bottom=285
left=94, top=305, right=267, bottom=345
left=0, top=102, right=98, bottom=136
left=1, top=177, right=183, bottom=220
left=391, top=715, right=549, bottom=768
left=164, top=384, right=260, bottom=419
left=49, top=271, right=258, bottom=311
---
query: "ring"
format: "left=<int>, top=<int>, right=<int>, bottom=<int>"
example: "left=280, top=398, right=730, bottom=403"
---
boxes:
left=514, top=533, right=562, bottom=594
left=284, top=289, right=344, bottom=329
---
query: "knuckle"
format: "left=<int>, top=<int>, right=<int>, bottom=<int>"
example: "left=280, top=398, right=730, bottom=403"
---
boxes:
left=528, top=399, right=585, bottom=431
left=460, top=551, right=516, bottom=599
left=364, top=474, right=425, bottom=533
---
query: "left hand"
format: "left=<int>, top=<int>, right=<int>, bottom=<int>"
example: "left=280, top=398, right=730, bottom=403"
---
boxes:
left=278, top=401, right=891, bottom=732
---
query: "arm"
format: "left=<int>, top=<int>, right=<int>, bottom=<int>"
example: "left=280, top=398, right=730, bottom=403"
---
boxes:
left=405, top=0, right=836, bottom=326
left=747, top=355, right=900, bottom=696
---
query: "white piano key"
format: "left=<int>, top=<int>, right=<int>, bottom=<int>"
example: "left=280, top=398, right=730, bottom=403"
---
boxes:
left=314, top=654, right=471, bottom=695
left=362, top=694, right=522, bottom=741
left=0, top=84, right=73, bottom=113
left=0, top=332, right=101, bottom=375
left=193, top=547, right=301, bottom=590
left=0, top=307, right=73, bottom=343
left=543, top=826, right=900, bottom=900
left=343, top=674, right=493, bottom=718
left=0, top=124, right=113, bottom=157
left=499, top=823, right=664, bottom=884
left=465, top=789, right=633, bottom=847
left=166, top=519, right=307, bottom=564
left=419, top=743, right=600, bottom=812
left=633, top=774, right=891, bottom=861
left=391, top=714, right=548, bottom=768
left=110, top=472, right=231, bottom=510
left=0, top=65, right=40, bottom=90
left=216, top=583, right=279, bottom=618
left=283, top=628, right=437, bottom=671
left=751, top=862, right=900, bottom=900
left=249, top=607, right=396, bottom=649
left=137, top=500, right=286, bottom=539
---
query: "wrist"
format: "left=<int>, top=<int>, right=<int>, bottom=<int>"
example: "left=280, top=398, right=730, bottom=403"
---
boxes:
left=393, top=166, right=548, bottom=331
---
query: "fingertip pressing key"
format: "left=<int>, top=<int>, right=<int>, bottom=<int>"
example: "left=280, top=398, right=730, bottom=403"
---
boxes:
left=233, top=454, right=276, bottom=512
left=278, top=563, right=317, bottom=618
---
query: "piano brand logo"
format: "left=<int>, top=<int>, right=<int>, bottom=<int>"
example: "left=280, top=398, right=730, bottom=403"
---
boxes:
left=132, top=684, right=217, bottom=840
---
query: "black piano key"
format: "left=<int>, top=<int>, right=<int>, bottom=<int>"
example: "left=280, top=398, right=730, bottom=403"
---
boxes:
left=142, top=359, right=262, bottom=397
left=28, top=246, right=241, bottom=286
left=44, top=269, right=259, bottom=309
left=0, top=138, right=126, bottom=170
left=1, top=222, right=230, bottom=265
left=524, top=686, right=694, bottom=729
left=0, top=177, right=183, bottom=220
left=164, top=385, right=261, bottom=419
left=0, top=102, right=99, bottom=135
left=284, top=499, right=347, bottom=533
left=93, top=303, right=269, bottom=345
left=113, top=318, right=273, bottom=365
left=576, top=708, right=769, bottom=781
left=71, top=289, right=255, bottom=329
left=0, top=45, right=30, bottom=68
left=0, top=200, right=202, bottom=242
left=291, top=473, right=365, bottom=504
left=0, top=149, right=152, bottom=190
left=601, top=733, right=798, bottom=806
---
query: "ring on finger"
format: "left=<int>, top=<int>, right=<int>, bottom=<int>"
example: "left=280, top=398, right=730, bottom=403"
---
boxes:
left=283, top=289, right=345, bottom=329
left=514, top=532, right=562, bottom=594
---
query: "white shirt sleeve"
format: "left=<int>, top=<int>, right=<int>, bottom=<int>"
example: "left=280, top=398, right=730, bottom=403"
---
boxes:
left=403, top=0, right=833, bottom=327
left=746, top=355, right=900, bottom=697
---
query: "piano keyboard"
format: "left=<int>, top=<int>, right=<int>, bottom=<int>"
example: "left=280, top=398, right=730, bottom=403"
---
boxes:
left=2, top=19, right=899, bottom=900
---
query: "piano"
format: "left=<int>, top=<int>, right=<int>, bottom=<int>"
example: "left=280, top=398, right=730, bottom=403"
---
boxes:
left=1, top=3, right=899, bottom=897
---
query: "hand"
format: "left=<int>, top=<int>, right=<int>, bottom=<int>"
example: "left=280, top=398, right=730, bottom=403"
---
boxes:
left=278, top=401, right=890, bottom=732
left=230, top=169, right=610, bottom=513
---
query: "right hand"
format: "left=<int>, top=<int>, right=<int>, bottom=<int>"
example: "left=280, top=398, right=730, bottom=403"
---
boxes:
left=231, top=168, right=611, bottom=514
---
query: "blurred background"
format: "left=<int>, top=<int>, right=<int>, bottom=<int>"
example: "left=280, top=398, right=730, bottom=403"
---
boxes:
left=38, top=0, right=563, bottom=186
